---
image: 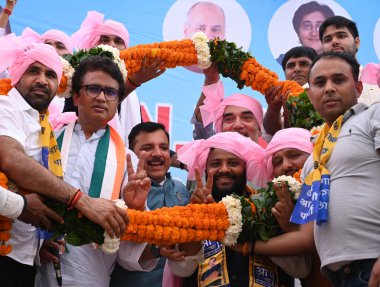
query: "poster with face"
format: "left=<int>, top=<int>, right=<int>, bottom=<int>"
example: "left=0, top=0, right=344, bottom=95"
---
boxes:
left=162, top=0, right=252, bottom=73
left=374, top=18, right=380, bottom=61
left=267, top=0, right=350, bottom=65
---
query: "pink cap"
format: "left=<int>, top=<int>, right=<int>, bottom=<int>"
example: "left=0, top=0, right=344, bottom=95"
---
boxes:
left=265, top=128, right=313, bottom=178
left=360, top=62, right=380, bottom=87
left=199, top=81, right=263, bottom=133
left=178, top=132, right=269, bottom=187
left=71, top=10, right=130, bottom=49
left=0, top=34, right=63, bottom=86
left=22, top=27, right=74, bottom=54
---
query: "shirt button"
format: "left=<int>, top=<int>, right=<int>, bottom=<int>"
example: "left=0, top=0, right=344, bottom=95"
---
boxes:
left=343, top=267, right=351, bottom=274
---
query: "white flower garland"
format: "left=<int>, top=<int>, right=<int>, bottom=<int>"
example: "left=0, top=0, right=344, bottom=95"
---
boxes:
left=97, top=44, right=128, bottom=80
left=272, top=175, right=302, bottom=200
left=221, top=195, right=243, bottom=246
left=57, top=45, right=128, bottom=98
left=59, top=58, right=75, bottom=98
left=191, top=32, right=212, bottom=70
left=100, top=199, right=125, bottom=254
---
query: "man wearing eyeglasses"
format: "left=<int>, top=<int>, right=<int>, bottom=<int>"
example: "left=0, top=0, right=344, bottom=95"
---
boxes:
left=37, top=55, right=159, bottom=287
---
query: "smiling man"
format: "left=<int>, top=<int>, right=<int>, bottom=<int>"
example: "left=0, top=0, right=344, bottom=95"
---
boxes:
left=110, top=121, right=190, bottom=287
left=169, top=132, right=296, bottom=287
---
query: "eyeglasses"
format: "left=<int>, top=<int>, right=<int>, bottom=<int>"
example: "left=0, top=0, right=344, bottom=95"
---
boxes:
left=80, top=84, right=119, bottom=101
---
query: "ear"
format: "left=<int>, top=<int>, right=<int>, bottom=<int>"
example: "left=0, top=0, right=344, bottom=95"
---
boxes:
left=72, top=92, right=79, bottom=107
left=355, top=37, right=360, bottom=51
left=355, top=81, right=363, bottom=98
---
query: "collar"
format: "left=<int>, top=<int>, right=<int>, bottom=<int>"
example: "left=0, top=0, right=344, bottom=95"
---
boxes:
left=151, top=172, right=171, bottom=187
left=74, top=122, right=107, bottom=142
left=8, top=87, right=40, bottom=120
left=342, top=102, right=368, bottom=124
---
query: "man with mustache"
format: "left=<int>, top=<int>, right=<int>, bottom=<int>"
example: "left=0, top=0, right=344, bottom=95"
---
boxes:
left=168, top=132, right=295, bottom=287
left=0, top=35, right=128, bottom=286
left=264, top=46, right=317, bottom=135
left=319, top=16, right=380, bottom=106
left=291, top=51, right=380, bottom=286
left=110, top=121, right=190, bottom=287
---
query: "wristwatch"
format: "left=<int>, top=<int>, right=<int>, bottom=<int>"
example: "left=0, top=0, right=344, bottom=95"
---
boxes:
left=150, top=244, right=161, bottom=258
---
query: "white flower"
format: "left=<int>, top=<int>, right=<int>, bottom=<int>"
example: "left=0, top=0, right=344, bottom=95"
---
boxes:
left=191, top=32, right=212, bottom=70
left=57, top=58, right=75, bottom=98
left=100, top=199, right=126, bottom=254
left=272, top=175, right=302, bottom=199
left=96, top=44, right=128, bottom=81
left=221, top=195, right=243, bottom=246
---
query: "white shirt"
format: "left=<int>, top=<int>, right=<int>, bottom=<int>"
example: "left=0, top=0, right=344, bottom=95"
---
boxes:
left=118, top=91, right=141, bottom=148
left=0, top=186, right=24, bottom=219
left=0, top=88, right=42, bottom=266
left=0, top=28, right=10, bottom=79
left=37, top=123, right=154, bottom=287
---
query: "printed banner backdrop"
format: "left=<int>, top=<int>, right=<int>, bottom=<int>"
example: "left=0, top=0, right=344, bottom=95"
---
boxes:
left=9, top=0, right=380, bottom=181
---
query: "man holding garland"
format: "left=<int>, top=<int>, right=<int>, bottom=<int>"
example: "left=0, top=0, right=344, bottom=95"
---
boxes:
left=0, top=34, right=128, bottom=286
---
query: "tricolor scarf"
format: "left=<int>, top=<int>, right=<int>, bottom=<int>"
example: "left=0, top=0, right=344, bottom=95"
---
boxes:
left=57, top=122, right=125, bottom=200
left=291, top=115, right=343, bottom=225
left=39, top=113, right=63, bottom=177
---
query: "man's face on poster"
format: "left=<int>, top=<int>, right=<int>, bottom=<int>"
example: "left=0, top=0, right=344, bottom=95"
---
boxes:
left=184, top=2, right=226, bottom=40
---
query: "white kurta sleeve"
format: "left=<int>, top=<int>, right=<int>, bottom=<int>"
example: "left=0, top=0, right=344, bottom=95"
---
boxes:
left=0, top=186, right=24, bottom=219
left=117, top=241, right=158, bottom=272
left=168, top=244, right=204, bottom=277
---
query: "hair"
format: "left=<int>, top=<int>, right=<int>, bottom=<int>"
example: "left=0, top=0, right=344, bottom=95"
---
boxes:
left=128, top=122, right=170, bottom=151
left=0, top=6, right=12, bottom=35
left=281, top=46, right=318, bottom=71
left=292, top=1, right=334, bottom=36
left=63, top=56, right=125, bottom=114
left=319, top=16, right=359, bottom=41
left=309, top=51, right=360, bottom=82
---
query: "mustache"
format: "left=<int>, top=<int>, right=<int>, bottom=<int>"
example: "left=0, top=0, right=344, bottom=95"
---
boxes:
left=31, top=83, right=50, bottom=94
left=147, top=156, right=165, bottom=165
left=213, top=172, right=237, bottom=181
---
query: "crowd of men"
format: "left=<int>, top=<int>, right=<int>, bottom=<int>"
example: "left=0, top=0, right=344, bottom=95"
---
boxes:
left=0, top=0, right=379, bottom=287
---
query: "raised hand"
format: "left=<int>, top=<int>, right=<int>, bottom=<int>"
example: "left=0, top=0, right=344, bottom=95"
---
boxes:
left=123, top=152, right=151, bottom=210
left=129, top=57, right=166, bottom=87
left=190, top=168, right=214, bottom=204
left=204, top=62, right=220, bottom=85
left=272, top=181, right=298, bottom=233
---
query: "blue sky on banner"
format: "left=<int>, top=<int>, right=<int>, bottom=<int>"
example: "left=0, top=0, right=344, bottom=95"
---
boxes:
left=9, top=0, right=380, bottom=182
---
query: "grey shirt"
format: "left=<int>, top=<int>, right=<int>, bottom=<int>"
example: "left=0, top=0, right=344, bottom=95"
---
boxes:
left=302, top=103, right=380, bottom=270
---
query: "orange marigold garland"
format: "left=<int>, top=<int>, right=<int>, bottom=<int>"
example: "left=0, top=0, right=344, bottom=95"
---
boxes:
left=0, top=78, right=12, bottom=96
left=0, top=32, right=301, bottom=98
left=0, top=172, right=12, bottom=256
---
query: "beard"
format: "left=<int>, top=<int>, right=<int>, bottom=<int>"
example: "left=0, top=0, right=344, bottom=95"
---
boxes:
left=209, top=170, right=247, bottom=202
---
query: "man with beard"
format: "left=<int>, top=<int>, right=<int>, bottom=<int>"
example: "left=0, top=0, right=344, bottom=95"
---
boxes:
left=319, top=16, right=380, bottom=105
left=110, top=122, right=190, bottom=287
left=167, top=132, right=294, bottom=287
left=0, top=35, right=128, bottom=286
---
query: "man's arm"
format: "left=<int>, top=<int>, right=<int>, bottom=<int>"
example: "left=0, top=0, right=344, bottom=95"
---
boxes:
left=263, top=86, right=289, bottom=135
left=254, top=221, right=314, bottom=256
left=0, top=0, right=16, bottom=30
left=0, top=136, right=128, bottom=237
